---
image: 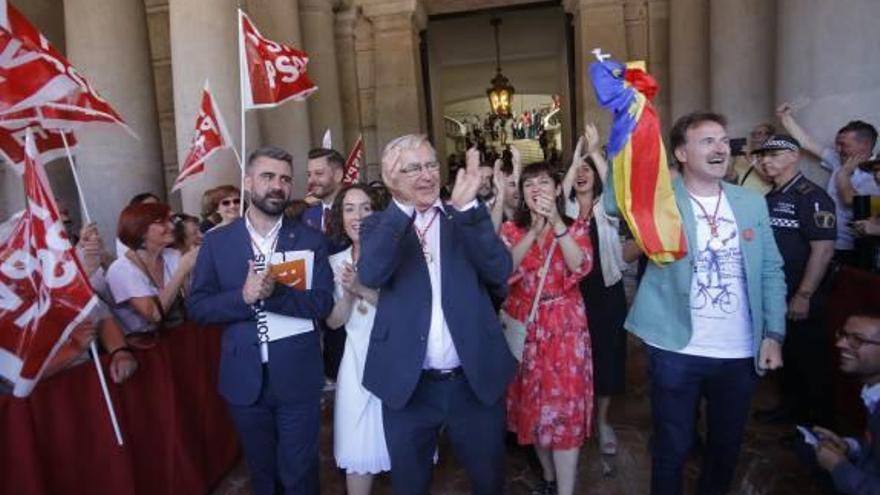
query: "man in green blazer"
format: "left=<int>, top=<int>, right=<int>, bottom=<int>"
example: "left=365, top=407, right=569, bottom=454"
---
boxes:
left=615, top=112, right=787, bottom=494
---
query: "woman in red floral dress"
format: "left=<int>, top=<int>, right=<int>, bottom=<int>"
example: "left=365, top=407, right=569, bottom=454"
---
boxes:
left=500, top=162, right=594, bottom=495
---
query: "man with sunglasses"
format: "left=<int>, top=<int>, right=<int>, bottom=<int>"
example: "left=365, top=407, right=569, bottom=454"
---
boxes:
left=756, top=135, right=837, bottom=426
left=809, top=314, right=880, bottom=494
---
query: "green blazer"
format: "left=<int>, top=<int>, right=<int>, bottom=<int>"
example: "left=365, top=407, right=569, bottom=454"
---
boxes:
left=621, top=178, right=787, bottom=372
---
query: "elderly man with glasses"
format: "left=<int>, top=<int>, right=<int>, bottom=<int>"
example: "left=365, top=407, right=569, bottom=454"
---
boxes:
left=356, top=135, right=515, bottom=495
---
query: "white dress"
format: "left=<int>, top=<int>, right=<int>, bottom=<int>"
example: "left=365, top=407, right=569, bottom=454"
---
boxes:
left=330, top=247, right=391, bottom=475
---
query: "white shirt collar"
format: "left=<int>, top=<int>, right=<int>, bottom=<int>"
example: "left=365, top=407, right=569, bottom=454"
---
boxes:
left=244, top=211, right=283, bottom=241
left=416, top=199, right=446, bottom=218
left=861, top=382, right=880, bottom=412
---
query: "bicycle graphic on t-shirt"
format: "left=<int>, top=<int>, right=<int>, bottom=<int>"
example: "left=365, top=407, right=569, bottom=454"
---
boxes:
left=691, top=227, right=742, bottom=314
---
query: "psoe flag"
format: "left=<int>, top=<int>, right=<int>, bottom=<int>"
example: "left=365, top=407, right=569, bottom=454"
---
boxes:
left=342, top=135, right=364, bottom=185
left=172, top=80, right=235, bottom=192
left=239, top=9, right=318, bottom=109
left=590, top=57, right=686, bottom=264
left=0, top=128, right=97, bottom=397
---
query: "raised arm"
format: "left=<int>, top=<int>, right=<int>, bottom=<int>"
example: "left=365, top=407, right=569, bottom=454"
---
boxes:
left=777, top=102, right=825, bottom=160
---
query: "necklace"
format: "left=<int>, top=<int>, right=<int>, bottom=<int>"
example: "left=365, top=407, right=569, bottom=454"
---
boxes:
left=687, top=187, right=724, bottom=251
left=414, top=209, right=440, bottom=264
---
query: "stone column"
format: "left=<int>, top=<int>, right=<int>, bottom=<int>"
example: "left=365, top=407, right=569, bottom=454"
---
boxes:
left=564, top=0, right=628, bottom=134
left=646, top=0, right=670, bottom=130
left=335, top=7, right=363, bottom=156
left=169, top=0, right=261, bottom=214
left=64, top=0, right=165, bottom=243
left=709, top=0, right=775, bottom=138
left=668, top=0, right=709, bottom=121
left=249, top=0, right=313, bottom=198
left=361, top=0, right=427, bottom=154
left=354, top=15, right=380, bottom=181
left=300, top=0, right=345, bottom=149
left=776, top=0, right=880, bottom=185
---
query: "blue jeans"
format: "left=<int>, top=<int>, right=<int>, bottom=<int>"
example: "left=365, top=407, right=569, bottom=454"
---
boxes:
left=648, top=347, right=757, bottom=495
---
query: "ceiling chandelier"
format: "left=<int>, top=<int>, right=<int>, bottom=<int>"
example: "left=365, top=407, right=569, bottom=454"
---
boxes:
left=487, top=17, right=514, bottom=119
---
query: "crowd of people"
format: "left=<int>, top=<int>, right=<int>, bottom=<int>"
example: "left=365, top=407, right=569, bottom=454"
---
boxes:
left=20, top=98, right=880, bottom=495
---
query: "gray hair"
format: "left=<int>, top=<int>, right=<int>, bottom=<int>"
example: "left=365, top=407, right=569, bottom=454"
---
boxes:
left=381, top=134, right=434, bottom=174
left=247, top=145, right=293, bottom=170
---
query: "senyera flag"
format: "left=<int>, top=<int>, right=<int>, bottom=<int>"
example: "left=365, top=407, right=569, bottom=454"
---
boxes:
left=239, top=9, right=317, bottom=109
left=590, top=57, right=686, bottom=264
left=0, top=128, right=97, bottom=397
left=172, top=81, right=235, bottom=192
left=342, top=135, right=364, bottom=185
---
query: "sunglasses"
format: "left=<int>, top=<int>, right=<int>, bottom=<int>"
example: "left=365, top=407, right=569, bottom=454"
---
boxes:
left=220, top=198, right=241, bottom=207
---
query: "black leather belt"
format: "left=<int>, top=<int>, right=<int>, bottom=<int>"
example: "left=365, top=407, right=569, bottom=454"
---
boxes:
left=422, top=366, right=464, bottom=380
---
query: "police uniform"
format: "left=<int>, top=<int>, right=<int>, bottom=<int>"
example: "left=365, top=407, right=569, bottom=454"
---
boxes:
left=766, top=171, right=837, bottom=425
left=766, top=173, right=837, bottom=292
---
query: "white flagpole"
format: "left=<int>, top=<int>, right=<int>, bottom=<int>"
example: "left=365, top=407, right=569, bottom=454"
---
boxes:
left=89, top=340, right=124, bottom=446
left=60, top=132, right=92, bottom=224
left=237, top=8, right=247, bottom=217
left=57, top=131, right=125, bottom=446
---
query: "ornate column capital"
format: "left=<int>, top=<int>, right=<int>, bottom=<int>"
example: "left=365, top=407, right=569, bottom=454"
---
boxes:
left=360, top=0, right=426, bottom=31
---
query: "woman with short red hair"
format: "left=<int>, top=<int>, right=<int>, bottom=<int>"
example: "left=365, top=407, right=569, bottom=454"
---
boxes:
left=106, top=202, right=199, bottom=335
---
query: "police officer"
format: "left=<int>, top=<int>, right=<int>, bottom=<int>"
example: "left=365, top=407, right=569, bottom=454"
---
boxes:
left=756, top=134, right=837, bottom=426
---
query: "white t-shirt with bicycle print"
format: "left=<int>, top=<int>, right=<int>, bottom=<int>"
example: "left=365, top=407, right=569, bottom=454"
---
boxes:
left=679, top=191, right=753, bottom=359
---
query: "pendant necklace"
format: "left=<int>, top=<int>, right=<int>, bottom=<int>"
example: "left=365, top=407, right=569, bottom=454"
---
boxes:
left=415, top=208, right=440, bottom=264
left=688, top=187, right=724, bottom=251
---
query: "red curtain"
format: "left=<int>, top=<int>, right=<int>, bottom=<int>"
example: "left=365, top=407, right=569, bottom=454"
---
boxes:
left=0, top=323, right=239, bottom=495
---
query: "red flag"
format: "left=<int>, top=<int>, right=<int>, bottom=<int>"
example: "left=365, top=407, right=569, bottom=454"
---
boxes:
left=342, top=135, right=364, bottom=184
left=0, top=129, right=97, bottom=397
left=0, top=3, right=131, bottom=134
left=0, top=123, right=76, bottom=175
left=172, top=81, right=235, bottom=192
left=239, top=9, right=317, bottom=109
left=0, top=26, right=80, bottom=116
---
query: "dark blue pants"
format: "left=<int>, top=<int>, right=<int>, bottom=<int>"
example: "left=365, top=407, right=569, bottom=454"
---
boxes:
left=648, top=347, right=757, bottom=495
left=227, top=366, right=320, bottom=495
left=383, top=372, right=506, bottom=495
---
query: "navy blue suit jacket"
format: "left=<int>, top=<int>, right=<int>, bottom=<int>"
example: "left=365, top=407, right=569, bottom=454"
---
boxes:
left=187, top=217, right=334, bottom=406
left=302, top=204, right=349, bottom=255
left=357, top=202, right=516, bottom=410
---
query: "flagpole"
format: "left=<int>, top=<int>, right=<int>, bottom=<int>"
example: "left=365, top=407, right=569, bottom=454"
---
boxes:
left=89, top=340, right=124, bottom=446
left=60, top=132, right=92, bottom=224
left=57, top=133, right=125, bottom=446
left=237, top=8, right=247, bottom=217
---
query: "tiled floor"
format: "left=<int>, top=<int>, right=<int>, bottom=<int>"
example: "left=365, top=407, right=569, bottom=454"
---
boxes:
left=212, top=335, right=835, bottom=494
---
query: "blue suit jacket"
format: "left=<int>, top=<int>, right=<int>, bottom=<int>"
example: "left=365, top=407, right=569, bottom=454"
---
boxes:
left=302, top=204, right=350, bottom=255
left=357, top=202, right=516, bottom=410
left=187, top=217, right=334, bottom=405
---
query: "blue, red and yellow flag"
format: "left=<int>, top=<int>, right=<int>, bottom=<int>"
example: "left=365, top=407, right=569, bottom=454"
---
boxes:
left=590, top=58, right=686, bottom=264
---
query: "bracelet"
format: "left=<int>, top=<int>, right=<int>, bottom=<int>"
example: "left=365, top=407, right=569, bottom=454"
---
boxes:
left=794, top=291, right=812, bottom=300
left=110, top=346, right=134, bottom=358
left=554, top=227, right=569, bottom=239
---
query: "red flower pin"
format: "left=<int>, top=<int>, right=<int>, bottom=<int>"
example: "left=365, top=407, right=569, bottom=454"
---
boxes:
left=742, top=228, right=754, bottom=242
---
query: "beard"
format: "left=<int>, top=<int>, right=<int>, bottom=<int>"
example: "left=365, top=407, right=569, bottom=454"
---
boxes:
left=250, top=189, right=289, bottom=216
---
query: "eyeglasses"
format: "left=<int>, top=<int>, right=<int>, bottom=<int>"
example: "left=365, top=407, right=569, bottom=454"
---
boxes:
left=836, top=330, right=880, bottom=350
left=400, top=161, right=440, bottom=178
left=220, top=198, right=241, bottom=207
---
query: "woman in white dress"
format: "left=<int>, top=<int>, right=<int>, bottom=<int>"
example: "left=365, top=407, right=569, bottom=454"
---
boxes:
left=325, top=184, right=390, bottom=495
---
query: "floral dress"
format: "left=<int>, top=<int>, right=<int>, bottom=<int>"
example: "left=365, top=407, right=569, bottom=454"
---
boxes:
left=500, top=219, right=595, bottom=449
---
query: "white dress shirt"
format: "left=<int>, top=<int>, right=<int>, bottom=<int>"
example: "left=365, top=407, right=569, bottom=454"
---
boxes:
left=245, top=214, right=283, bottom=363
left=394, top=198, right=476, bottom=370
